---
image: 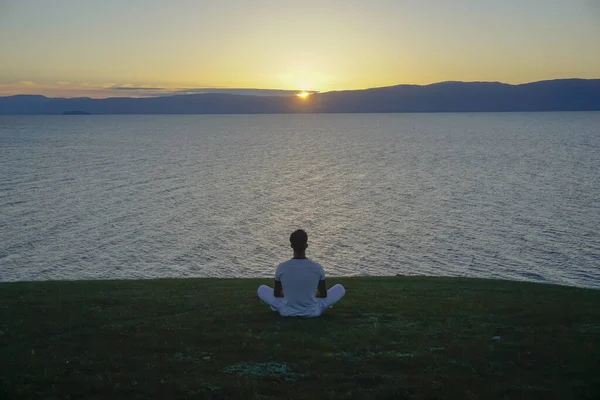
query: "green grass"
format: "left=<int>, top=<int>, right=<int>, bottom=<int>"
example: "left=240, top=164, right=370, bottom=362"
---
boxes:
left=0, top=277, right=599, bottom=399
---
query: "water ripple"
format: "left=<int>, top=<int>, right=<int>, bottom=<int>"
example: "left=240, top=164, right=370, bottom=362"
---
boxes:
left=1, top=113, right=599, bottom=288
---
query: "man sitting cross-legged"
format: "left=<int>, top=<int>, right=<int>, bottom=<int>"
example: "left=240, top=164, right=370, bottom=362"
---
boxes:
left=257, top=229, right=346, bottom=317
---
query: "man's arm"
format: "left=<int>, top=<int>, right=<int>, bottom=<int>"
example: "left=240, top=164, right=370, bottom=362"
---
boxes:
left=274, top=280, right=284, bottom=298
left=316, top=279, right=327, bottom=298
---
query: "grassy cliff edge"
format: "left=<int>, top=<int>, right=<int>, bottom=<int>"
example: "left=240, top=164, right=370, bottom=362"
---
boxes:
left=1, top=276, right=598, bottom=399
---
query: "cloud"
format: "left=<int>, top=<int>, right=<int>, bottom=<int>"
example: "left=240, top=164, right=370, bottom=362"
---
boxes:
left=163, top=88, right=313, bottom=97
left=0, top=81, right=320, bottom=99
left=110, top=86, right=166, bottom=91
left=99, top=86, right=318, bottom=97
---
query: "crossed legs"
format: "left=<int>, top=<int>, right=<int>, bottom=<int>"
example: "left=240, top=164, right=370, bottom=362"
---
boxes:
left=257, top=284, right=346, bottom=315
left=316, top=284, right=346, bottom=313
left=257, top=284, right=284, bottom=311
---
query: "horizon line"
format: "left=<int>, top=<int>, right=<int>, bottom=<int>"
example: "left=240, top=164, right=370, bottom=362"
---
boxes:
left=2, top=77, right=600, bottom=100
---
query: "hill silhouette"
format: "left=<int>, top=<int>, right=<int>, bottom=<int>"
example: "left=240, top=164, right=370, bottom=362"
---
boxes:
left=1, top=79, right=599, bottom=115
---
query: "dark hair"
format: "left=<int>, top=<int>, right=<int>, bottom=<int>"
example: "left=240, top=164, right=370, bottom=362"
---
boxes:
left=290, top=229, right=308, bottom=251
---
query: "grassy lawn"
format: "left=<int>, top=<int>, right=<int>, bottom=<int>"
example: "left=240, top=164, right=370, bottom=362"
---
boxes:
left=0, top=276, right=599, bottom=399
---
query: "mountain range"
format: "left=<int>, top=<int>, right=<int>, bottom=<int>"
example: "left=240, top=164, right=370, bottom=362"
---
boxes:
left=1, top=79, right=599, bottom=115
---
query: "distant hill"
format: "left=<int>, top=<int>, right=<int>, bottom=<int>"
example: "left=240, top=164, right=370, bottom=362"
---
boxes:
left=1, top=79, right=599, bottom=115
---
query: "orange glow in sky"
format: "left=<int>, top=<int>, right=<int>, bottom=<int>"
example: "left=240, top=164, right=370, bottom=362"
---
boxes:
left=0, top=0, right=599, bottom=98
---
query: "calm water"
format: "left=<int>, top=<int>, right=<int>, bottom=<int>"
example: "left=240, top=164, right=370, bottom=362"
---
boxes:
left=1, top=113, right=599, bottom=288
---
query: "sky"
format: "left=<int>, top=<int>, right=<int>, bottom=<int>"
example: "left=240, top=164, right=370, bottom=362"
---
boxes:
left=0, top=0, right=599, bottom=98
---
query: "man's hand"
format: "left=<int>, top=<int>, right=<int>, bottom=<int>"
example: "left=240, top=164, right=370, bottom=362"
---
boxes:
left=274, top=280, right=284, bottom=298
left=316, top=279, right=327, bottom=298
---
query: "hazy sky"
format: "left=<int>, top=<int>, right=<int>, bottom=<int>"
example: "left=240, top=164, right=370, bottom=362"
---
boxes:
left=1, top=0, right=599, bottom=97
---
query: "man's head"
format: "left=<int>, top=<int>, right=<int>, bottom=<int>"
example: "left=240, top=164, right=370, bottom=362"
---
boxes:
left=290, top=229, right=308, bottom=252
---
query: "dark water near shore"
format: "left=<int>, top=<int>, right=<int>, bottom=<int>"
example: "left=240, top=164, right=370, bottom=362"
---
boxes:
left=1, top=113, right=599, bottom=288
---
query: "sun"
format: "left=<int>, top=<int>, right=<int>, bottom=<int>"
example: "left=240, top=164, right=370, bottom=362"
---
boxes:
left=296, top=91, right=310, bottom=99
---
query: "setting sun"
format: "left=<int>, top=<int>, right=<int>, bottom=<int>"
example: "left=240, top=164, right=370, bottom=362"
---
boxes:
left=296, top=91, right=310, bottom=99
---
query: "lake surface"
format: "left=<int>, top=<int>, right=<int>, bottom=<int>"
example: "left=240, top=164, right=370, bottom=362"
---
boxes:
left=1, top=113, right=599, bottom=288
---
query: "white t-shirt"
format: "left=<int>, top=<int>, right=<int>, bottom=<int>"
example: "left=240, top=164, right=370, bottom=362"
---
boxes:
left=275, top=258, right=326, bottom=317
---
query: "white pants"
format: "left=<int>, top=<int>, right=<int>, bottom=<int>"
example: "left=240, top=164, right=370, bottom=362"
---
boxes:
left=257, top=284, right=346, bottom=316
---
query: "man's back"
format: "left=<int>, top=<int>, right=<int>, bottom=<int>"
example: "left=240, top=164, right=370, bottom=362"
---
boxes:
left=275, top=258, right=325, bottom=317
left=257, top=229, right=345, bottom=317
